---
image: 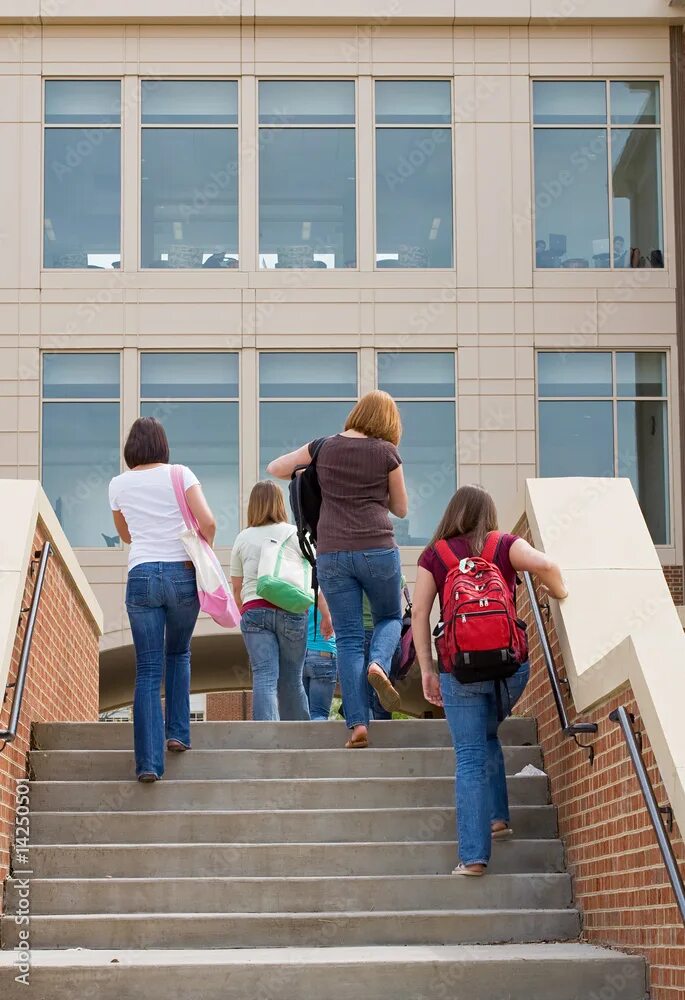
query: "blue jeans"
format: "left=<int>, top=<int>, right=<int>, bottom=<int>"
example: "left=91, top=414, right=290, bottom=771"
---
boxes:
left=364, top=627, right=392, bottom=721
left=240, top=607, right=310, bottom=721
left=126, top=561, right=200, bottom=779
left=440, top=662, right=530, bottom=867
left=303, top=650, right=337, bottom=721
left=317, top=548, right=402, bottom=729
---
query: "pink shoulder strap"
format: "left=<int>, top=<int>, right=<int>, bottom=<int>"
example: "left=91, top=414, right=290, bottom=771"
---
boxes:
left=170, top=465, right=199, bottom=533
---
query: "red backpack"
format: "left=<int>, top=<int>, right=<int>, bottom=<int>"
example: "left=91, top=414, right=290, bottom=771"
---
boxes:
left=433, top=532, right=528, bottom=685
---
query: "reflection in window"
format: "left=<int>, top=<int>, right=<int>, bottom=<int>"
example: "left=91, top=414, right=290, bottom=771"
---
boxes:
left=141, top=81, right=239, bottom=269
left=44, top=81, right=121, bottom=269
left=533, top=80, right=664, bottom=270
left=140, top=353, right=239, bottom=544
left=42, top=354, right=121, bottom=546
left=378, top=352, right=456, bottom=545
left=258, top=82, right=356, bottom=269
left=259, top=353, right=357, bottom=474
left=375, top=81, right=453, bottom=268
left=537, top=351, right=670, bottom=543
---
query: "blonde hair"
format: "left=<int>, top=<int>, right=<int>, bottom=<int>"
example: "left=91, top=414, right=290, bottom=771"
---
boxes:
left=247, top=480, right=288, bottom=527
left=428, top=484, right=499, bottom=556
left=344, top=390, right=402, bottom=446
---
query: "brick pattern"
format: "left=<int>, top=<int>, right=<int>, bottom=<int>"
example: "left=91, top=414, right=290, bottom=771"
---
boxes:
left=0, top=526, right=100, bottom=915
left=663, top=566, right=684, bottom=607
left=206, top=690, right=253, bottom=721
left=515, top=518, right=685, bottom=999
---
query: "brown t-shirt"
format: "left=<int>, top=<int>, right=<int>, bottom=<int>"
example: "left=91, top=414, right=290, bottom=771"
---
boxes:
left=310, top=435, right=402, bottom=554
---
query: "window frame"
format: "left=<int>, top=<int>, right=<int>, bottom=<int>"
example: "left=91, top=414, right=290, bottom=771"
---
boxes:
left=138, top=350, right=242, bottom=546
left=39, top=349, right=123, bottom=549
left=375, top=349, right=459, bottom=548
left=256, top=349, right=360, bottom=480
left=535, top=349, right=673, bottom=547
left=372, top=78, right=456, bottom=272
left=256, top=77, right=359, bottom=271
left=530, top=78, right=666, bottom=273
left=42, top=77, right=123, bottom=272
left=138, top=77, right=240, bottom=272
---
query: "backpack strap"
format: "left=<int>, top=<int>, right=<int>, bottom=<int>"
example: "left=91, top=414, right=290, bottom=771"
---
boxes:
left=434, top=539, right=460, bottom=571
left=480, top=531, right=502, bottom=565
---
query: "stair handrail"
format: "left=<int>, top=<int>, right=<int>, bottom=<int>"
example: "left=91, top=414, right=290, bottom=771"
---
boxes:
left=523, top=571, right=598, bottom=763
left=0, top=541, right=52, bottom=751
left=609, top=705, right=685, bottom=927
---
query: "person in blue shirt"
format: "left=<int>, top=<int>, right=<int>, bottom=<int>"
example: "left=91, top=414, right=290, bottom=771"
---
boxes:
left=303, top=597, right=337, bottom=721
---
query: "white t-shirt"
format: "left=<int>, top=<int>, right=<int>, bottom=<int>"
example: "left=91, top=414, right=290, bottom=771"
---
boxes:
left=109, top=464, right=200, bottom=570
left=230, top=522, right=297, bottom=606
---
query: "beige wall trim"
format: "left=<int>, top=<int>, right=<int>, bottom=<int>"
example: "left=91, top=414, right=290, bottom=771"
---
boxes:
left=672, top=26, right=685, bottom=573
left=525, top=475, right=685, bottom=844
left=2, top=2, right=685, bottom=25
left=0, top=479, right=103, bottom=713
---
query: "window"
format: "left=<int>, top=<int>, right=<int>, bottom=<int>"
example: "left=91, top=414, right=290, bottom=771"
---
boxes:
left=141, top=81, right=239, bottom=269
left=42, top=353, right=121, bottom=547
left=189, top=693, right=206, bottom=722
left=378, top=352, right=457, bottom=545
left=375, top=81, right=454, bottom=268
left=258, top=81, right=357, bottom=269
left=538, top=351, right=670, bottom=544
left=259, top=353, right=358, bottom=474
left=140, top=353, right=239, bottom=544
left=43, top=80, right=121, bottom=269
left=533, top=81, right=664, bottom=270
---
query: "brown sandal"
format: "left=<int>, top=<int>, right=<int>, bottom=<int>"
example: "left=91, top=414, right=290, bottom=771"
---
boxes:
left=367, top=664, right=401, bottom=713
left=166, top=739, right=188, bottom=753
left=345, top=731, right=369, bottom=749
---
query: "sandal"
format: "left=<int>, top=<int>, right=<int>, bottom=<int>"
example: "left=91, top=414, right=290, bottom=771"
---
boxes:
left=452, top=864, right=486, bottom=877
left=367, top=664, right=401, bottom=713
left=166, top=739, right=188, bottom=753
left=345, top=730, right=369, bottom=749
left=137, top=773, right=159, bottom=783
left=492, top=826, right=513, bottom=841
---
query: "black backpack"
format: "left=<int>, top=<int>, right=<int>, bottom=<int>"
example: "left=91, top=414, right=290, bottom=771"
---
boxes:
left=288, top=437, right=327, bottom=569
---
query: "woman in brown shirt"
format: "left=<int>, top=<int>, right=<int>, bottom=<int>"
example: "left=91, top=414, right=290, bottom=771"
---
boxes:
left=268, top=391, right=409, bottom=748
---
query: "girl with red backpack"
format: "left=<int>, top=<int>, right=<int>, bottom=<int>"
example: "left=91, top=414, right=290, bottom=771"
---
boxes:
left=412, top=485, right=568, bottom=876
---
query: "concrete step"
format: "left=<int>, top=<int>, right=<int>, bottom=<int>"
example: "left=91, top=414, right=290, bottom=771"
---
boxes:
left=27, top=775, right=549, bottom=812
left=32, top=717, right=537, bottom=751
left=0, top=908, right=581, bottom=950
left=24, top=838, right=566, bottom=879
left=4, top=873, right=573, bottom=916
left=29, top=805, right=557, bottom=845
left=0, top=944, right=648, bottom=1000
left=29, top=745, right=544, bottom=780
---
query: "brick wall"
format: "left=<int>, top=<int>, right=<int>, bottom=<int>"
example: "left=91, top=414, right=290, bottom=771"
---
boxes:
left=663, top=566, right=683, bottom=606
left=206, top=690, right=253, bottom=721
left=515, top=518, right=685, bottom=999
left=0, top=525, right=100, bottom=915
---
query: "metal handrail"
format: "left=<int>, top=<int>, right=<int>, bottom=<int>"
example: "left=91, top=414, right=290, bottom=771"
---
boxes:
left=523, top=571, right=598, bottom=762
left=0, top=542, right=52, bottom=748
left=610, top=705, right=685, bottom=926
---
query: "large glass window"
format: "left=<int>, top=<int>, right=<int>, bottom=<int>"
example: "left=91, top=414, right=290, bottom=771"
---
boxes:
left=42, top=353, right=121, bottom=546
left=258, top=82, right=357, bottom=269
left=141, top=81, right=239, bottom=269
left=533, top=80, right=664, bottom=270
left=259, top=353, right=358, bottom=474
left=378, top=352, right=457, bottom=545
left=538, top=351, right=670, bottom=543
left=43, top=80, right=121, bottom=269
left=375, top=81, right=453, bottom=269
left=140, top=353, right=239, bottom=544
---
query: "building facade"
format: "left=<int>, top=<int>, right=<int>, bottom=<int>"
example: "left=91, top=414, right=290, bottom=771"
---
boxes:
left=0, top=4, right=684, bottom=683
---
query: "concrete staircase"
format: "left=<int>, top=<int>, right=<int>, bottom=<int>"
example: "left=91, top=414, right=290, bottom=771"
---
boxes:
left=0, top=719, right=647, bottom=998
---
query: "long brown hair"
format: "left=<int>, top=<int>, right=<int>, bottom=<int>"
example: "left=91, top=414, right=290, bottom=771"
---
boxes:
left=247, top=480, right=288, bottom=527
left=345, top=390, right=402, bottom=446
left=428, top=484, right=498, bottom=555
left=124, top=416, right=170, bottom=469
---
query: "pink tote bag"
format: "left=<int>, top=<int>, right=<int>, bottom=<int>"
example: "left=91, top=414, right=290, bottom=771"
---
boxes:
left=170, top=465, right=240, bottom=629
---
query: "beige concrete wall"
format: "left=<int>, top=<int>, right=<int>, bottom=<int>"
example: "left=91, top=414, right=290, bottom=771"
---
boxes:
left=0, top=19, right=680, bottom=655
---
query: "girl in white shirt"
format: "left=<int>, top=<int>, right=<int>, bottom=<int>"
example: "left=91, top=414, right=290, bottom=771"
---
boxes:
left=109, top=417, right=216, bottom=783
